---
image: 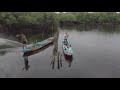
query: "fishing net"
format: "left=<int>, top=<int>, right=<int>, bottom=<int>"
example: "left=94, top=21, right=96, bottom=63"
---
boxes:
left=0, top=38, right=24, bottom=47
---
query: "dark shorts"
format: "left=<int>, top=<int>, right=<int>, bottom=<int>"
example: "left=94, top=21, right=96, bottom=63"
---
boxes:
left=23, top=41, right=27, bottom=44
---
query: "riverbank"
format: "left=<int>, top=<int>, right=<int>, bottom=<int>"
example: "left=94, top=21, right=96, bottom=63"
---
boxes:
left=1, top=12, right=120, bottom=40
left=58, top=12, right=120, bottom=26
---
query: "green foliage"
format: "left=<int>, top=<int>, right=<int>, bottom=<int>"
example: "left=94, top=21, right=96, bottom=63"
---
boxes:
left=58, top=13, right=76, bottom=22
left=1, top=12, right=120, bottom=31
left=57, top=12, right=120, bottom=25
left=0, top=12, right=58, bottom=29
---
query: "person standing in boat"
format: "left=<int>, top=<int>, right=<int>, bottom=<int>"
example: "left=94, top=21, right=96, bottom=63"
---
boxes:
left=63, top=32, right=69, bottom=45
left=16, top=33, right=28, bottom=49
left=64, top=32, right=69, bottom=39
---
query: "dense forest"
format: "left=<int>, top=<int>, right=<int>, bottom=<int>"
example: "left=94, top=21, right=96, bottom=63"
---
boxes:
left=0, top=12, right=120, bottom=34
left=0, top=12, right=58, bottom=37
left=58, top=12, right=120, bottom=26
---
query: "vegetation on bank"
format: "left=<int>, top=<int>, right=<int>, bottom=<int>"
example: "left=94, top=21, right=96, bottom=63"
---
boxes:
left=1, top=12, right=120, bottom=34
left=0, top=12, right=58, bottom=36
left=57, top=12, right=120, bottom=25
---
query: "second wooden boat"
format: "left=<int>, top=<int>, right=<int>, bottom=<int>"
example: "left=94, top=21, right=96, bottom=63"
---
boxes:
left=62, top=38, right=73, bottom=56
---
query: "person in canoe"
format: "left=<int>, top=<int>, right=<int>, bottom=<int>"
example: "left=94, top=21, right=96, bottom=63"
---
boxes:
left=64, top=32, right=69, bottom=39
left=16, top=33, right=28, bottom=49
left=63, top=32, right=69, bottom=45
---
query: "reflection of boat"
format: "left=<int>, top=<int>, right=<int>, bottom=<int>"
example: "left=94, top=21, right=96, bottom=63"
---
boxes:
left=22, top=56, right=30, bottom=71
left=23, top=43, right=53, bottom=56
left=23, top=37, right=55, bottom=54
left=64, top=54, right=73, bottom=67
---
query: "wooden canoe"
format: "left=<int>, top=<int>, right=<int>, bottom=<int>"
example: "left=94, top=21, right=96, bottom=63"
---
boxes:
left=62, top=38, right=73, bottom=56
left=23, top=37, right=54, bottom=54
left=23, top=43, right=53, bottom=56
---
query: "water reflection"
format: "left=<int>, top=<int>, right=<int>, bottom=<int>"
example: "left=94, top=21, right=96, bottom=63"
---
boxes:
left=61, top=24, right=120, bottom=33
left=22, top=56, right=30, bottom=71
left=64, top=55, right=73, bottom=67
left=50, top=30, right=63, bottom=69
left=0, top=50, right=8, bottom=56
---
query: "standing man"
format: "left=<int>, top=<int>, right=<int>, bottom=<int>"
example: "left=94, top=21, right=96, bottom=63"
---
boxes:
left=64, top=32, right=69, bottom=39
left=16, top=33, right=28, bottom=49
left=63, top=32, right=69, bottom=44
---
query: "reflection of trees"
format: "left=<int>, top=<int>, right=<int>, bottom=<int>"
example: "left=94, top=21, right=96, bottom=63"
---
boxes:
left=60, top=24, right=120, bottom=33
left=50, top=30, right=62, bottom=69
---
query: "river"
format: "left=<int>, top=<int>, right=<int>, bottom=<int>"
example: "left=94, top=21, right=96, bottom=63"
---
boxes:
left=0, top=25, right=120, bottom=78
